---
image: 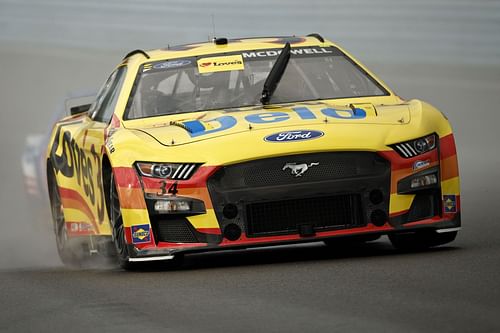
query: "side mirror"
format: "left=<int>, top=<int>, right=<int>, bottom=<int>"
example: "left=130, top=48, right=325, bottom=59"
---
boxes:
left=70, top=103, right=92, bottom=115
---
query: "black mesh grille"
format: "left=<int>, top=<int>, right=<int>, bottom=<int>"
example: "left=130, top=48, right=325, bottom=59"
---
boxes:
left=153, top=217, right=198, bottom=243
left=246, top=194, right=363, bottom=236
left=207, top=152, right=390, bottom=238
left=214, top=152, right=388, bottom=190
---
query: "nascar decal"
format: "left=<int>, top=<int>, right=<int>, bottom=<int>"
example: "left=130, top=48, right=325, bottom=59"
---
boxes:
left=131, top=224, right=151, bottom=244
left=197, top=54, right=244, bottom=73
left=178, top=106, right=367, bottom=137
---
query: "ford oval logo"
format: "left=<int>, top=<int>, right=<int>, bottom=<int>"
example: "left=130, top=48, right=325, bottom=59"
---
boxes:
left=264, top=130, right=324, bottom=142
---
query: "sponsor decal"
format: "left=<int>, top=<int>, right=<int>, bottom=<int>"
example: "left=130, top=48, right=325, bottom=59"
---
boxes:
left=153, top=59, right=191, bottom=70
left=443, top=195, right=457, bottom=213
left=242, top=47, right=334, bottom=59
left=106, top=134, right=116, bottom=154
left=50, top=125, right=105, bottom=223
left=265, top=130, right=324, bottom=142
left=68, top=222, right=95, bottom=235
left=131, top=224, right=151, bottom=244
left=177, top=106, right=366, bottom=138
left=283, top=162, right=319, bottom=177
left=413, top=160, right=430, bottom=171
left=197, top=54, right=244, bottom=73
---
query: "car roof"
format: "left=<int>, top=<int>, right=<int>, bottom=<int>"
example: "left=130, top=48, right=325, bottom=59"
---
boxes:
left=122, top=35, right=337, bottom=64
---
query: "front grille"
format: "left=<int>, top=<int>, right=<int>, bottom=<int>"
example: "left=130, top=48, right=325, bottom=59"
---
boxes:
left=246, top=194, right=363, bottom=236
left=213, top=152, right=388, bottom=190
left=207, top=152, right=390, bottom=238
left=152, top=217, right=198, bottom=243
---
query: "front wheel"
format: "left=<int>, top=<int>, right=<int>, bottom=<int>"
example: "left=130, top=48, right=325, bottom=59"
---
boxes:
left=389, top=230, right=458, bottom=251
left=108, top=172, right=184, bottom=270
left=109, top=173, right=135, bottom=269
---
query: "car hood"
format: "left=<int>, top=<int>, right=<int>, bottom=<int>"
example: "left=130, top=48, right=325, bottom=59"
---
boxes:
left=124, top=101, right=410, bottom=146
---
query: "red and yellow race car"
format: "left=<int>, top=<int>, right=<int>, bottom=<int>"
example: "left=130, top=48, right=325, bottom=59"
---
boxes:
left=46, top=34, right=460, bottom=269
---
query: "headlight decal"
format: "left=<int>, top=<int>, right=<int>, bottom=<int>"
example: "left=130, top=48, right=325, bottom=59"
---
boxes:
left=393, top=142, right=417, bottom=158
left=136, top=162, right=200, bottom=180
left=172, top=164, right=197, bottom=180
left=391, top=134, right=437, bottom=158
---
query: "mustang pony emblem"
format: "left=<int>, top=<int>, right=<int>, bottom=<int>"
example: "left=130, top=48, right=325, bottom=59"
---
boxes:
left=282, top=162, right=319, bottom=177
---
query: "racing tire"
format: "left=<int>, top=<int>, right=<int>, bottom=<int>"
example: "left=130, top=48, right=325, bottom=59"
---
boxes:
left=324, top=234, right=381, bottom=248
left=109, top=173, right=135, bottom=270
left=48, top=166, right=88, bottom=267
left=389, top=230, right=458, bottom=251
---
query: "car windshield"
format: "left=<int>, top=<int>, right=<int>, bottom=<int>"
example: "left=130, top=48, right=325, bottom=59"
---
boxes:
left=125, top=46, right=388, bottom=120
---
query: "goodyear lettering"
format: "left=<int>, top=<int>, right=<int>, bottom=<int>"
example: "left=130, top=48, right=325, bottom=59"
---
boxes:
left=50, top=126, right=105, bottom=222
left=182, top=106, right=367, bottom=137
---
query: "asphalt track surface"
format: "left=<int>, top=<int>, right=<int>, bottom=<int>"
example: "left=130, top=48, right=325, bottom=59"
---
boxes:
left=1, top=48, right=500, bottom=331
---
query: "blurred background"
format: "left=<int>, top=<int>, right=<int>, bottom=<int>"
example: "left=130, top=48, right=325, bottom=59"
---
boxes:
left=0, top=0, right=499, bottom=268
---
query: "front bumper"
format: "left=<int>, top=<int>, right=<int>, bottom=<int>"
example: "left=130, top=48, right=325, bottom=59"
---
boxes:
left=125, top=216, right=461, bottom=261
left=119, top=136, right=460, bottom=261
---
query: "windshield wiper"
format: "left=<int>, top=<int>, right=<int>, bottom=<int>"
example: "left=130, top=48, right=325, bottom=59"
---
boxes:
left=260, top=42, right=291, bottom=105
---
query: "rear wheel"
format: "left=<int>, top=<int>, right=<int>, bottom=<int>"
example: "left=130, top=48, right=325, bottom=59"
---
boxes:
left=389, top=230, right=458, bottom=251
left=48, top=167, right=88, bottom=267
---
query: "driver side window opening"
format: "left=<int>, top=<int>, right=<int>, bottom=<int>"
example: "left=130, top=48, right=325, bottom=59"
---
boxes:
left=91, top=66, right=127, bottom=123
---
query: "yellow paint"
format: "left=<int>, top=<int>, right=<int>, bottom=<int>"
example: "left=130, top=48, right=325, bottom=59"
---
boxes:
left=121, top=208, right=151, bottom=228
left=186, top=209, right=220, bottom=229
left=350, top=103, right=377, bottom=117
left=442, top=177, right=460, bottom=195
left=46, top=35, right=460, bottom=239
left=64, top=208, right=92, bottom=224
left=390, top=193, right=415, bottom=214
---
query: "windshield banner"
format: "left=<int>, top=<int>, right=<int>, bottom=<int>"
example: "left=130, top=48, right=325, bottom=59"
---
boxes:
left=197, top=54, right=244, bottom=74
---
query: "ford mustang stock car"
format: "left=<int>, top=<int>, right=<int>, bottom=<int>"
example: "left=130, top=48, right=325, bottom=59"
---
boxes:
left=46, top=34, right=461, bottom=269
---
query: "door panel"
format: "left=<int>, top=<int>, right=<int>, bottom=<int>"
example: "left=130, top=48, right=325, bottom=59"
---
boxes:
left=49, top=117, right=111, bottom=236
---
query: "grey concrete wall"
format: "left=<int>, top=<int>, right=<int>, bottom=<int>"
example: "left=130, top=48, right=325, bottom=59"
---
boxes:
left=1, top=0, right=499, bottom=65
